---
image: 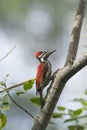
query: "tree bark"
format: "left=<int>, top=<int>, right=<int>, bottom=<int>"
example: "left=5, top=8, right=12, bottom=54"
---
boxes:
left=65, top=0, right=86, bottom=66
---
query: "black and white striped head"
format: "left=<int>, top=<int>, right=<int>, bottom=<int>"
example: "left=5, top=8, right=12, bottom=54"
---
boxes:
left=35, top=50, right=56, bottom=62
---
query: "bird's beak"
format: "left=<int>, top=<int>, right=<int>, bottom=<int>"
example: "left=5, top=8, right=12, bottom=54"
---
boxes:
left=47, top=50, right=56, bottom=57
left=49, top=50, right=56, bottom=55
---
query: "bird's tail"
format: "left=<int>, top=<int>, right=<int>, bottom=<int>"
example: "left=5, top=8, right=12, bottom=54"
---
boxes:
left=39, top=90, right=44, bottom=109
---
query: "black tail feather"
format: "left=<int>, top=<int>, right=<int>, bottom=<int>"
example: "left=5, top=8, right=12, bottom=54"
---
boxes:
left=39, top=91, right=44, bottom=109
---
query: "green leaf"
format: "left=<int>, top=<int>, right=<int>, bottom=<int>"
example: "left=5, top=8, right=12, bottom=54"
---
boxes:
left=68, top=109, right=75, bottom=117
left=84, top=89, right=87, bottom=95
left=6, top=74, right=10, bottom=77
left=16, top=91, right=25, bottom=96
left=57, top=106, right=66, bottom=111
left=0, top=82, right=5, bottom=87
left=64, top=118, right=76, bottom=123
left=71, top=98, right=84, bottom=102
left=72, top=98, right=87, bottom=106
left=0, top=113, right=7, bottom=129
left=0, top=95, right=11, bottom=110
left=0, top=104, right=10, bottom=110
left=1, top=95, right=10, bottom=104
left=68, top=109, right=82, bottom=117
left=30, top=97, right=40, bottom=106
left=73, top=109, right=82, bottom=116
left=23, top=79, right=34, bottom=91
left=52, top=113, right=63, bottom=118
left=81, top=100, right=87, bottom=106
left=68, top=125, right=84, bottom=130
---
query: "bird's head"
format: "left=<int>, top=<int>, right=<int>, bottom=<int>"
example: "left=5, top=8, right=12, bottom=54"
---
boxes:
left=35, top=50, right=56, bottom=62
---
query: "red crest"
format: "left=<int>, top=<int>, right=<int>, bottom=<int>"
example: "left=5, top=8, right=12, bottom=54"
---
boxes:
left=35, top=52, right=41, bottom=57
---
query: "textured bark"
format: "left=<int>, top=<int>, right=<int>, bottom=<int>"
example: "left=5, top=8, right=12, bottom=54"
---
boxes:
left=65, top=0, right=86, bottom=66
left=32, top=0, right=86, bottom=130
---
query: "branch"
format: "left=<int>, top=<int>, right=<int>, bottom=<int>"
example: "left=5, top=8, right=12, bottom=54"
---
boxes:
left=4, top=84, right=35, bottom=120
left=8, top=93, right=35, bottom=120
left=32, top=54, right=87, bottom=130
left=65, top=0, right=86, bottom=66
left=0, top=78, right=35, bottom=93
left=0, top=43, right=18, bottom=62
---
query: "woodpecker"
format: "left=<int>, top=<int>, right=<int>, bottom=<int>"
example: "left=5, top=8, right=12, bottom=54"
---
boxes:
left=35, top=50, right=56, bottom=108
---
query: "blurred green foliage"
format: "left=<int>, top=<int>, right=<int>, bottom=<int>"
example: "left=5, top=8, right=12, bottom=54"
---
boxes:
left=0, top=113, right=7, bottom=129
left=0, top=0, right=78, bottom=26
left=52, top=89, right=87, bottom=130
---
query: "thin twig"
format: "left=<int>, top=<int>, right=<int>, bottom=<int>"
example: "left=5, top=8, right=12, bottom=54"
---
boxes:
left=0, top=78, right=35, bottom=93
left=8, top=93, right=35, bottom=120
left=4, top=84, right=35, bottom=120
left=0, top=43, right=18, bottom=62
